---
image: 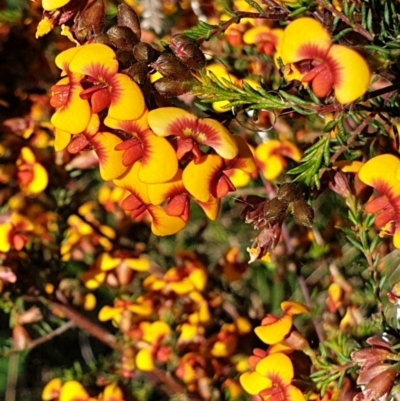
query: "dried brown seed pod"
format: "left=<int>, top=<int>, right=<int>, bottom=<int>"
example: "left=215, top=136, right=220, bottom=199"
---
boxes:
left=107, top=25, right=139, bottom=50
left=170, top=34, right=206, bottom=70
left=151, top=53, right=192, bottom=80
left=73, top=0, right=105, bottom=43
left=277, top=182, right=302, bottom=203
left=117, top=3, right=141, bottom=39
left=133, top=42, right=159, bottom=63
left=153, top=77, right=194, bottom=97
left=292, top=199, right=314, bottom=228
left=127, top=62, right=148, bottom=86
left=263, top=197, right=288, bottom=224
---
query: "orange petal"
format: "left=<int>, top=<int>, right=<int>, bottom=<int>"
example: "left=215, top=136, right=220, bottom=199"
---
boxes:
left=359, top=154, right=400, bottom=189
left=254, top=314, right=292, bottom=344
left=280, top=18, right=331, bottom=64
left=286, top=385, right=306, bottom=401
left=148, top=107, right=195, bottom=137
left=148, top=205, right=186, bottom=236
left=107, top=74, right=146, bottom=121
left=256, top=353, right=294, bottom=384
left=54, top=128, right=72, bottom=151
left=195, top=197, right=221, bottom=221
left=68, top=43, right=118, bottom=77
left=51, top=80, right=91, bottom=134
left=328, top=45, right=370, bottom=104
left=59, top=381, right=89, bottom=401
left=240, top=371, right=272, bottom=396
left=136, top=348, right=155, bottom=372
left=281, top=301, right=310, bottom=316
left=102, top=383, right=124, bottom=401
left=98, top=306, right=118, bottom=322
left=147, top=170, right=185, bottom=205
left=26, top=162, right=48, bottom=194
left=42, top=378, right=62, bottom=400
left=90, top=132, right=128, bottom=181
left=114, top=162, right=151, bottom=204
left=183, top=154, right=224, bottom=202
left=42, top=0, right=70, bottom=11
left=55, top=47, right=81, bottom=73
left=228, top=136, right=256, bottom=173
left=138, top=130, right=178, bottom=184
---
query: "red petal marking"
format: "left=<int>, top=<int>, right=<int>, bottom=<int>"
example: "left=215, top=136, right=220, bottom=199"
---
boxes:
left=192, top=143, right=202, bottom=164
left=166, top=195, right=190, bottom=221
left=50, top=85, right=70, bottom=108
left=169, top=118, right=222, bottom=146
left=115, top=138, right=143, bottom=166
left=297, top=43, right=329, bottom=62
left=80, top=85, right=105, bottom=100
left=121, top=194, right=143, bottom=211
left=90, top=88, right=111, bottom=113
left=211, top=174, right=236, bottom=199
left=260, top=384, right=286, bottom=401
left=262, top=42, right=276, bottom=56
left=67, top=136, right=90, bottom=154
left=17, top=168, right=33, bottom=187
left=371, top=180, right=400, bottom=233
left=176, top=137, right=194, bottom=160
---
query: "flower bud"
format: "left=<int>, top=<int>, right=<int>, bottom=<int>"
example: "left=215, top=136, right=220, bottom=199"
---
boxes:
left=72, top=0, right=105, bottom=43
left=364, top=368, right=396, bottom=399
left=153, top=77, right=194, bottom=97
left=277, top=182, right=302, bottom=203
left=133, top=42, right=159, bottom=63
left=329, top=171, right=351, bottom=198
left=127, top=62, right=148, bottom=86
left=107, top=26, right=139, bottom=50
left=91, top=33, right=114, bottom=46
left=116, top=49, right=136, bottom=68
left=292, top=199, right=314, bottom=228
left=169, top=34, right=206, bottom=70
left=282, top=330, right=310, bottom=352
left=17, top=307, right=43, bottom=325
left=117, top=3, right=141, bottom=39
left=263, top=197, right=288, bottom=224
left=150, top=53, right=192, bottom=80
left=13, top=325, right=30, bottom=350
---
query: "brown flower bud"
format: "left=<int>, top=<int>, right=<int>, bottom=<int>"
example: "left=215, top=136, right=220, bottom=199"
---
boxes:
left=107, top=26, right=139, bottom=50
left=91, top=33, right=114, bottom=46
left=13, top=325, right=30, bottom=350
left=263, top=197, right=288, bottom=224
left=72, top=0, right=105, bottom=43
left=116, top=49, right=136, bottom=68
left=153, top=77, right=194, bottom=97
left=351, top=347, right=393, bottom=369
left=126, top=62, right=148, bottom=86
left=17, top=307, right=43, bottom=325
left=151, top=53, right=192, bottom=80
left=329, top=171, right=351, bottom=198
left=292, top=199, right=314, bottom=228
left=116, top=264, right=134, bottom=286
left=364, top=368, right=396, bottom=399
left=357, top=364, right=393, bottom=385
left=169, top=34, right=206, bottom=70
left=133, top=42, right=159, bottom=63
left=277, top=182, right=302, bottom=203
left=282, top=330, right=310, bottom=352
left=117, top=3, right=141, bottom=39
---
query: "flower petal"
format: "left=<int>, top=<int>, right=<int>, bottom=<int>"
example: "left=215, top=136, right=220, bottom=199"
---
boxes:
left=195, top=197, right=221, bottom=221
left=59, top=381, right=89, bottom=401
left=90, top=132, right=128, bottom=181
left=148, top=205, right=186, bottom=236
left=240, top=371, right=272, bottom=396
left=255, top=314, right=292, bottom=344
left=183, top=155, right=224, bottom=202
left=256, top=353, right=294, bottom=384
left=68, top=43, right=118, bottom=77
left=108, top=74, right=146, bottom=121
left=281, top=301, right=309, bottom=316
left=136, top=348, right=155, bottom=372
left=358, top=154, right=400, bottom=188
left=328, top=45, right=370, bottom=104
left=147, top=170, right=185, bottom=205
left=42, top=378, right=62, bottom=401
left=280, top=18, right=331, bottom=64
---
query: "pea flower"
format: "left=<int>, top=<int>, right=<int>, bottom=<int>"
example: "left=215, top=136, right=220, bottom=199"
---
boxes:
left=243, top=25, right=283, bottom=56
left=0, top=213, right=33, bottom=253
left=17, top=147, right=48, bottom=194
left=105, top=114, right=178, bottom=184
left=240, top=353, right=305, bottom=401
left=255, top=139, right=301, bottom=181
left=279, top=18, right=370, bottom=104
left=358, top=154, right=400, bottom=248
left=147, top=107, right=238, bottom=162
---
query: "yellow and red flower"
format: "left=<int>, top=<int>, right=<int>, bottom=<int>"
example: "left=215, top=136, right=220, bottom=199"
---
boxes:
left=358, top=154, right=400, bottom=248
left=279, top=18, right=370, bottom=104
left=147, top=107, right=238, bottom=162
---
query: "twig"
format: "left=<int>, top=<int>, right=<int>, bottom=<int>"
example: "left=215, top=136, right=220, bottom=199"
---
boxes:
left=2, top=321, right=76, bottom=358
left=330, top=113, right=375, bottom=163
left=314, top=0, right=374, bottom=41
